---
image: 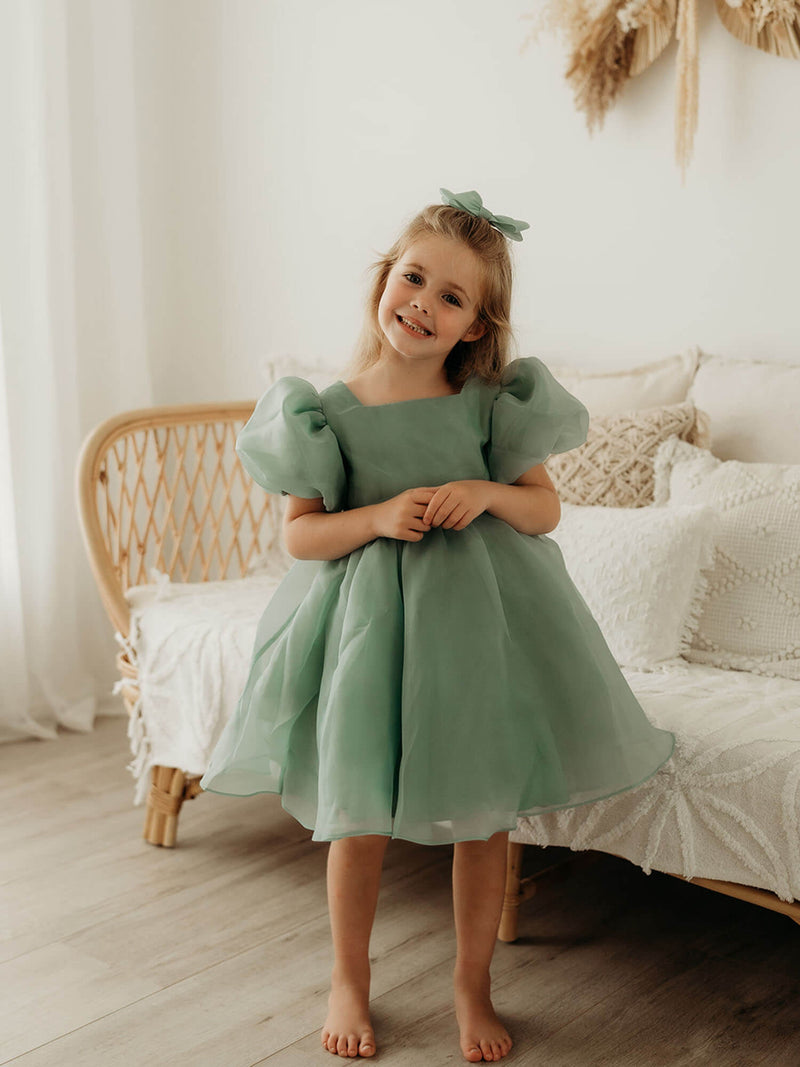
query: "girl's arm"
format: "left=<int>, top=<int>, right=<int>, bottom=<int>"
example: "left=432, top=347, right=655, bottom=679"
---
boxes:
left=282, top=494, right=379, bottom=561
left=483, top=462, right=561, bottom=536
left=280, top=459, right=560, bottom=561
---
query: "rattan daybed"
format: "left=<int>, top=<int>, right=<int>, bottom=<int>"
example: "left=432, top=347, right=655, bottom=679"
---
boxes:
left=75, top=399, right=800, bottom=939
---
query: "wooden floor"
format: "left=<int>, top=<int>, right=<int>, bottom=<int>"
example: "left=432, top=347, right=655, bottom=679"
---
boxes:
left=2, top=709, right=799, bottom=1067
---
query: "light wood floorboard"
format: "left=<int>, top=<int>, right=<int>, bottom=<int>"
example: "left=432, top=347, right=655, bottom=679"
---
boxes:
left=1, top=710, right=798, bottom=1066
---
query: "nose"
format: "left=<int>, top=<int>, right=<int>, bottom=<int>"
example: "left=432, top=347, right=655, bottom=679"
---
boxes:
left=411, top=293, right=429, bottom=314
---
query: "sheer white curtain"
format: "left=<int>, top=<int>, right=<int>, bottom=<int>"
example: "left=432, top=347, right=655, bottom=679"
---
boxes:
left=0, top=0, right=154, bottom=742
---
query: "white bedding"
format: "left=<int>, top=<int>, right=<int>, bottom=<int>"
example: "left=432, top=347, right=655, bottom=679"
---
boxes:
left=514, top=663, right=800, bottom=903
left=119, top=572, right=286, bottom=805
left=121, top=572, right=800, bottom=904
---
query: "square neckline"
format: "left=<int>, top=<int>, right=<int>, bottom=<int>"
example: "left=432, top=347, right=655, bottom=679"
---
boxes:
left=335, top=375, right=474, bottom=409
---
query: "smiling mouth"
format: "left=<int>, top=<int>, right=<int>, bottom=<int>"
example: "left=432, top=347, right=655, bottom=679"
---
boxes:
left=397, top=314, right=432, bottom=336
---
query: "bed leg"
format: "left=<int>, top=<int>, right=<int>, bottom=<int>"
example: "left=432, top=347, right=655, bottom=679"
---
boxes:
left=143, top=765, right=202, bottom=847
left=499, top=840, right=526, bottom=942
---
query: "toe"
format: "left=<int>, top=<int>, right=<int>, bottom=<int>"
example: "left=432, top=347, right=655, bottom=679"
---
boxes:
left=480, top=1040, right=494, bottom=1060
left=360, top=1033, right=376, bottom=1057
left=337, top=1034, right=349, bottom=1056
left=465, top=1045, right=482, bottom=1062
left=345, top=1033, right=358, bottom=1057
left=491, top=1041, right=502, bottom=1059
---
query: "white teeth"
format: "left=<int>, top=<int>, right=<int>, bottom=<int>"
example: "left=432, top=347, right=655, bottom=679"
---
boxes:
left=399, top=316, right=431, bottom=335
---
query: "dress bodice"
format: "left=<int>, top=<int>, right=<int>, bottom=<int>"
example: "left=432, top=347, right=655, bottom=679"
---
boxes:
left=233, top=356, right=591, bottom=515
left=319, top=376, right=494, bottom=509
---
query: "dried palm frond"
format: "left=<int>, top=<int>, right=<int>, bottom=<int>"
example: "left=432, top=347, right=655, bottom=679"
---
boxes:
left=714, top=0, right=800, bottom=58
left=620, top=0, right=679, bottom=74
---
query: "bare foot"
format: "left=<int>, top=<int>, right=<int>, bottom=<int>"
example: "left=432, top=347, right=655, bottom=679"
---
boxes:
left=454, top=967, right=513, bottom=1062
left=321, top=965, right=376, bottom=1058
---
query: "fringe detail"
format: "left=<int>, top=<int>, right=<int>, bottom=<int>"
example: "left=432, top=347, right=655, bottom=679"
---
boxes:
left=650, top=435, right=721, bottom=666
left=652, top=435, right=680, bottom=506
left=113, top=622, right=153, bottom=807
left=677, top=511, right=719, bottom=654
left=113, top=625, right=138, bottom=666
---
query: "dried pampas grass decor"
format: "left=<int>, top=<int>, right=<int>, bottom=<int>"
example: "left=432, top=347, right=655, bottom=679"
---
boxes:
left=521, top=0, right=800, bottom=183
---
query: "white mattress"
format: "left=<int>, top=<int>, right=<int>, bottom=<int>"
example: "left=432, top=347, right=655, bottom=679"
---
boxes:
left=121, top=572, right=800, bottom=904
left=514, top=662, right=800, bottom=903
left=119, top=572, right=286, bottom=805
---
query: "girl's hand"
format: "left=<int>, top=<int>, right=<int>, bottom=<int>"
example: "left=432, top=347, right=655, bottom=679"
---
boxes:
left=372, top=487, right=438, bottom=542
left=422, top=480, right=490, bottom=531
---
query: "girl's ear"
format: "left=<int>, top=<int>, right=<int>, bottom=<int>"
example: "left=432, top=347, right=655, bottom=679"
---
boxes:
left=462, top=319, right=486, bottom=343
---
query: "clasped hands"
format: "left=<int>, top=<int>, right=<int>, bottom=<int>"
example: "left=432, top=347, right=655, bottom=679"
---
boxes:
left=373, top=481, right=491, bottom=543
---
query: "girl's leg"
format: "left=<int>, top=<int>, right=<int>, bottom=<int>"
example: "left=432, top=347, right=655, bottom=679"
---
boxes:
left=322, top=833, right=390, bottom=1058
left=452, top=830, right=513, bottom=1063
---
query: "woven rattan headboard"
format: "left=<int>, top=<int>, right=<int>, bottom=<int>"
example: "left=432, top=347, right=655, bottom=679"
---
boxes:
left=75, top=400, right=277, bottom=636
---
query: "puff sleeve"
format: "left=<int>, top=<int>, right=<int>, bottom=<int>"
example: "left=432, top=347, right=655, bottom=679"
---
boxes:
left=235, top=377, right=347, bottom=513
left=487, top=356, right=590, bottom=483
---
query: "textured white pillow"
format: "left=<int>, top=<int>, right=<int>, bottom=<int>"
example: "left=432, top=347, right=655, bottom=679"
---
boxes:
left=548, top=500, right=719, bottom=670
left=687, top=351, right=800, bottom=463
left=653, top=437, right=800, bottom=680
left=547, top=346, right=700, bottom=416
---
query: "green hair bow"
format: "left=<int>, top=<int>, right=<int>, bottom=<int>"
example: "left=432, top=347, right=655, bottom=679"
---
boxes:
left=439, top=188, right=530, bottom=242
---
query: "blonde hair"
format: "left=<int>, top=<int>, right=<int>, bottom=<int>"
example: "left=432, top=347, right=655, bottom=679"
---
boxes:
left=343, top=203, right=519, bottom=390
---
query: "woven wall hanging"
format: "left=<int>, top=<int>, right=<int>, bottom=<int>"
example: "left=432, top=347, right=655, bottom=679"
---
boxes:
left=521, top=0, right=800, bottom=183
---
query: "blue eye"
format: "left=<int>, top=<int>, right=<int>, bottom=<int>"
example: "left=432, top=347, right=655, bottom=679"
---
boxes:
left=402, top=272, right=461, bottom=308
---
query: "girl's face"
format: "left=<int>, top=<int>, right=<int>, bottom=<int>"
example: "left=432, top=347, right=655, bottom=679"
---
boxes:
left=377, top=234, right=486, bottom=367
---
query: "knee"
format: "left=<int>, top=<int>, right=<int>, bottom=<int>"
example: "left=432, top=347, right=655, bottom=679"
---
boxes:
left=330, top=833, right=389, bottom=853
left=455, top=830, right=509, bottom=851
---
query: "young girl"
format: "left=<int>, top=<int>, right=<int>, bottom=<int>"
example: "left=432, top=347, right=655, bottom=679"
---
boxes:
left=199, top=189, right=676, bottom=1062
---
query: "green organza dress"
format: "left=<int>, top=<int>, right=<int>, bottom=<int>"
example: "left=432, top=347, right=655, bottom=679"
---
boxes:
left=199, top=357, right=676, bottom=844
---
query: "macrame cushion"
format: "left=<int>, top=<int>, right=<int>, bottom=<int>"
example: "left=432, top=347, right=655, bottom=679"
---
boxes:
left=653, top=437, right=800, bottom=681
left=546, top=400, right=710, bottom=507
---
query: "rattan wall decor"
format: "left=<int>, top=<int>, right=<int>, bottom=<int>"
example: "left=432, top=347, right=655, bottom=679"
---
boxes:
left=521, top=0, right=800, bottom=183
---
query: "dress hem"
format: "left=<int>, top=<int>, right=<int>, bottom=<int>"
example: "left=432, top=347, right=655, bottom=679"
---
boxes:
left=199, top=731, right=676, bottom=845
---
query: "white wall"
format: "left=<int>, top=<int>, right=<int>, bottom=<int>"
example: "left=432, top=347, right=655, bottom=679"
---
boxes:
left=130, top=0, right=800, bottom=402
